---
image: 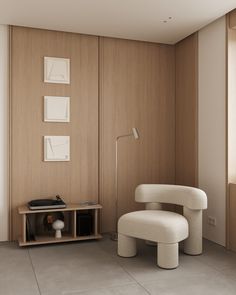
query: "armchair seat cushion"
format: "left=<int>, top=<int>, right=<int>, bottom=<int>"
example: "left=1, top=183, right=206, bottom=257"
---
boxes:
left=118, top=210, right=188, bottom=244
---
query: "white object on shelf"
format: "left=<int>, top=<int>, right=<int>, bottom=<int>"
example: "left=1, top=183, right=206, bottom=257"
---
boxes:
left=44, top=96, right=70, bottom=122
left=44, top=57, right=70, bottom=84
left=44, top=136, right=70, bottom=161
left=52, top=219, right=65, bottom=239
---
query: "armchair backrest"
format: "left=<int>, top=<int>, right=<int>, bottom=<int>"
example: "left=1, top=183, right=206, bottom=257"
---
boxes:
left=135, top=184, right=207, bottom=210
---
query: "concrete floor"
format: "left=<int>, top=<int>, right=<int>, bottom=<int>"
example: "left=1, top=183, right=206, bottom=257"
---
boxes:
left=1, top=236, right=236, bottom=295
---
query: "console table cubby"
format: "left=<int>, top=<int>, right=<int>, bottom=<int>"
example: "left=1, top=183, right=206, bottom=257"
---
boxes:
left=18, top=204, right=102, bottom=246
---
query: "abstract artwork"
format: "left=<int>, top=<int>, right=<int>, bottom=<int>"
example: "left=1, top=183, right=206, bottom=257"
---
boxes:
left=44, top=136, right=70, bottom=161
left=44, top=57, right=70, bottom=84
left=44, top=96, right=70, bottom=122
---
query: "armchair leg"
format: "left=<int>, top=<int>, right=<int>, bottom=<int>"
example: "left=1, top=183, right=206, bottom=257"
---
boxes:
left=118, top=233, right=137, bottom=257
left=157, top=243, right=178, bottom=269
left=183, top=208, right=203, bottom=255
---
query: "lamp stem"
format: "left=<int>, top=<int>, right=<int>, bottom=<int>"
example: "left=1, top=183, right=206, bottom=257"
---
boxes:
left=116, top=135, right=133, bottom=231
left=115, top=138, right=118, bottom=234
left=110, top=138, right=119, bottom=241
left=111, top=131, right=137, bottom=241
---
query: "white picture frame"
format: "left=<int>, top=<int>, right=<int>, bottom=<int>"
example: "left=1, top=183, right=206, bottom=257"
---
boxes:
left=44, top=57, right=70, bottom=84
left=44, top=136, right=70, bottom=161
left=44, top=96, right=70, bottom=122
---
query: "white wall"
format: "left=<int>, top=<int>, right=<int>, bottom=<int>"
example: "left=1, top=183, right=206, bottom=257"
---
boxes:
left=228, top=24, right=236, bottom=184
left=198, top=16, right=226, bottom=246
left=0, top=25, right=9, bottom=241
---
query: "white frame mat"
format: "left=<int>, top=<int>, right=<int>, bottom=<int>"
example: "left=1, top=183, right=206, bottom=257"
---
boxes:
left=44, top=57, right=70, bottom=84
left=44, top=136, right=70, bottom=161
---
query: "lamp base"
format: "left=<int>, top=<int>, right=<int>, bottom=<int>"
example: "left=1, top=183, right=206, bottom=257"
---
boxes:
left=110, top=231, right=118, bottom=241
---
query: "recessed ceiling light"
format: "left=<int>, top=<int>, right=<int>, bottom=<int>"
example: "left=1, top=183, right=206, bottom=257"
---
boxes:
left=162, top=17, right=173, bottom=23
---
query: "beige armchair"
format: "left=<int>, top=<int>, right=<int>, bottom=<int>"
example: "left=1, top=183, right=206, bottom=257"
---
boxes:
left=118, top=184, right=207, bottom=269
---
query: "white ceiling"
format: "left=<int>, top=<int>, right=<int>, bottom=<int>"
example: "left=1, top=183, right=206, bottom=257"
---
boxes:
left=0, top=0, right=236, bottom=44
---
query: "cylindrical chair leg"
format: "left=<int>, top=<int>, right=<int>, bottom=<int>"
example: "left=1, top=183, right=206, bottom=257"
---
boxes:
left=118, top=233, right=137, bottom=257
left=157, top=243, right=178, bottom=269
left=183, top=207, right=202, bottom=255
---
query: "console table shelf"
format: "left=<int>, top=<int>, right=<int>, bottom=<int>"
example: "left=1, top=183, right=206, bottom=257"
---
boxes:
left=18, top=204, right=102, bottom=246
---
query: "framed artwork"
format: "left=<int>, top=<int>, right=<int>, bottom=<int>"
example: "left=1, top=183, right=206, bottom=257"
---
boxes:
left=44, top=136, right=70, bottom=161
left=44, top=96, right=70, bottom=122
left=44, top=57, right=70, bottom=84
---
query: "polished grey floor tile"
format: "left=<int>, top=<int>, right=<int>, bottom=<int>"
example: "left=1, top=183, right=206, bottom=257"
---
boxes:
left=141, top=271, right=236, bottom=295
left=0, top=243, right=40, bottom=295
left=29, top=242, right=134, bottom=295
left=119, top=253, right=212, bottom=280
left=1, top=237, right=236, bottom=295
left=193, top=239, right=236, bottom=272
left=102, top=238, right=219, bottom=283
left=64, top=283, right=149, bottom=295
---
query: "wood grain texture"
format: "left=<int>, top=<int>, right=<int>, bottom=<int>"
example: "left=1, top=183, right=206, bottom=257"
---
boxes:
left=18, top=204, right=102, bottom=214
left=19, top=234, right=102, bottom=247
left=99, top=37, right=176, bottom=232
left=229, top=9, right=236, bottom=29
left=18, top=204, right=102, bottom=246
left=175, top=33, right=198, bottom=187
left=11, top=26, right=99, bottom=240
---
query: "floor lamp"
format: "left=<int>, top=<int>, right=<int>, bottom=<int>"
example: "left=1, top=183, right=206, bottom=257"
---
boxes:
left=111, top=127, right=140, bottom=241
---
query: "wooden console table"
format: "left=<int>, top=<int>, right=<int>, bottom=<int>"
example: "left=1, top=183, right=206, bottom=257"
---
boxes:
left=18, top=204, right=102, bottom=246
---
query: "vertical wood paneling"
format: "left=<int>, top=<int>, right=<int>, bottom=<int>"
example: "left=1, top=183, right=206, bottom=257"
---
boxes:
left=0, top=25, right=9, bottom=241
left=175, top=33, right=198, bottom=187
left=229, top=9, right=236, bottom=29
left=99, top=38, right=175, bottom=232
left=11, top=27, right=99, bottom=240
left=11, top=27, right=198, bottom=238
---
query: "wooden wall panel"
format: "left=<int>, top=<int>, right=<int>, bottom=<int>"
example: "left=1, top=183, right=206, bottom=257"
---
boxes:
left=229, top=9, right=236, bottom=29
left=99, top=38, right=176, bottom=232
left=175, top=33, right=198, bottom=187
left=11, top=27, right=98, bottom=240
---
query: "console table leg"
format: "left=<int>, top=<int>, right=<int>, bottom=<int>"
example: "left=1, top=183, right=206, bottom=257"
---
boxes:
left=73, top=211, right=77, bottom=238
left=22, top=214, right=26, bottom=243
left=94, top=209, right=98, bottom=235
